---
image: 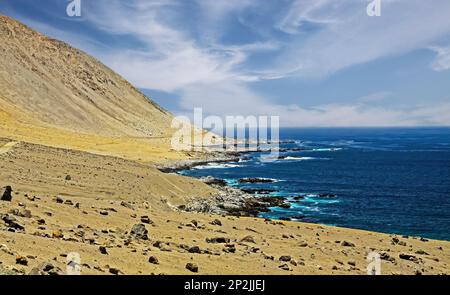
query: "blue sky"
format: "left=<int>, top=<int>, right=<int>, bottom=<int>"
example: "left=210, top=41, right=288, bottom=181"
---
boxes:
left=1, top=0, right=450, bottom=126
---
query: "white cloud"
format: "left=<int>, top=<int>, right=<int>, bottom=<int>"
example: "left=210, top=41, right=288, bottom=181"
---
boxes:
left=15, top=0, right=450, bottom=126
left=275, top=0, right=450, bottom=78
left=429, top=46, right=450, bottom=71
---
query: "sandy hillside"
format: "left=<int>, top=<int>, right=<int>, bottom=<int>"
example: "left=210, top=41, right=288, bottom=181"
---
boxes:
left=0, top=141, right=449, bottom=275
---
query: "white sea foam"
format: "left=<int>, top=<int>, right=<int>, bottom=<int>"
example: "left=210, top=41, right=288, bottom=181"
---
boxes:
left=193, top=163, right=241, bottom=169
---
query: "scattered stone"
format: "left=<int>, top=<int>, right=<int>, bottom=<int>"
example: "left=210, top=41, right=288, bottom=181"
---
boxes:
left=223, top=244, right=236, bottom=253
left=1, top=214, right=25, bottom=230
left=186, top=263, right=199, bottom=273
left=148, top=256, right=159, bottom=265
left=415, top=250, right=429, bottom=255
left=99, top=246, right=108, bottom=255
left=238, top=178, right=274, bottom=184
left=109, top=267, right=121, bottom=275
left=279, top=256, right=292, bottom=262
left=29, top=262, right=63, bottom=275
left=278, top=264, right=291, bottom=271
left=188, top=246, right=201, bottom=254
left=19, top=209, right=32, bottom=218
left=140, top=216, right=153, bottom=224
left=348, top=261, right=356, bottom=266
left=420, top=237, right=429, bottom=242
left=206, top=237, right=230, bottom=244
left=64, top=200, right=74, bottom=206
left=210, top=219, right=222, bottom=226
left=380, top=252, right=395, bottom=263
left=130, top=224, right=149, bottom=240
left=52, top=229, right=64, bottom=239
left=99, top=210, right=109, bottom=216
left=1, top=186, right=12, bottom=202
left=120, top=201, right=134, bottom=210
left=65, top=175, right=72, bottom=181
left=240, top=235, right=256, bottom=244
left=16, top=256, right=28, bottom=266
left=74, top=203, right=80, bottom=209
left=299, top=242, right=308, bottom=247
left=201, top=176, right=227, bottom=186
left=341, top=241, right=355, bottom=247
left=191, top=220, right=198, bottom=227
left=399, top=253, right=419, bottom=263
left=55, top=196, right=64, bottom=203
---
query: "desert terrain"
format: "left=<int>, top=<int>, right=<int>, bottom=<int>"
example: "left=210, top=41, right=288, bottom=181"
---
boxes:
left=0, top=15, right=449, bottom=275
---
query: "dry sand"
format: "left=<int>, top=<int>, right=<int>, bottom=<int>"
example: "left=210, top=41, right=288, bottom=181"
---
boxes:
left=0, top=140, right=449, bottom=275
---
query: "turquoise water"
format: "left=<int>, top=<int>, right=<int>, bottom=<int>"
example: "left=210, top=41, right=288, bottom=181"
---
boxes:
left=181, top=128, right=450, bottom=241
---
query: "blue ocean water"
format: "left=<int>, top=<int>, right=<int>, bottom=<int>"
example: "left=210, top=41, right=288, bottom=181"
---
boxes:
left=180, top=128, right=450, bottom=241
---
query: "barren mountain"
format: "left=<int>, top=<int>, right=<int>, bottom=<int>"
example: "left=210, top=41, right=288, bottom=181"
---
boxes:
left=0, top=15, right=173, bottom=138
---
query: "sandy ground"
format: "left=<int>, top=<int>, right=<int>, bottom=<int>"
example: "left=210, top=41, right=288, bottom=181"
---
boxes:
left=0, top=139, right=449, bottom=275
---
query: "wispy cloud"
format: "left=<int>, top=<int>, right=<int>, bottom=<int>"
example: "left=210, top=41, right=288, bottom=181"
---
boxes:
left=6, top=0, right=450, bottom=126
left=429, top=45, right=450, bottom=71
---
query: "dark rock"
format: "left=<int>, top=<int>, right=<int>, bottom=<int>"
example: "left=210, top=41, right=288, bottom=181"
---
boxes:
left=16, top=256, right=28, bottom=266
left=148, top=256, right=159, bottom=264
left=99, top=246, right=108, bottom=255
left=64, top=200, right=74, bottom=206
left=278, top=264, right=291, bottom=271
left=292, top=195, right=306, bottom=201
left=1, top=214, right=25, bottom=230
left=99, top=210, right=108, bottom=216
left=206, top=237, right=230, bottom=244
left=109, top=268, right=121, bottom=275
left=120, top=201, right=134, bottom=210
left=188, top=246, right=201, bottom=254
left=238, top=178, right=274, bottom=184
left=201, top=176, right=227, bottom=187
left=140, top=216, right=153, bottom=224
left=279, top=256, right=292, bottom=262
left=130, top=224, right=149, bottom=240
left=240, top=235, right=256, bottom=243
left=1, top=186, right=12, bottom=202
left=240, top=188, right=277, bottom=195
left=55, top=197, right=64, bottom=204
left=399, top=253, right=419, bottom=263
left=210, top=219, right=222, bottom=226
left=186, top=263, right=198, bottom=273
left=29, top=262, right=63, bottom=275
left=341, top=241, right=355, bottom=247
left=380, top=252, right=395, bottom=263
left=223, top=244, right=236, bottom=253
left=65, top=175, right=72, bottom=181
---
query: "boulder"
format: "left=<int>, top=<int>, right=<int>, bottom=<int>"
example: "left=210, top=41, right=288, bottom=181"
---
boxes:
left=1, top=186, right=12, bottom=202
left=186, top=263, right=198, bottom=273
left=206, top=237, right=230, bottom=244
left=130, top=224, right=149, bottom=240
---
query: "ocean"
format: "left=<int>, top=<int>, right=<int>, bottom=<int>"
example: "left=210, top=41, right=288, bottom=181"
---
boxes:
left=180, top=128, right=450, bottom=241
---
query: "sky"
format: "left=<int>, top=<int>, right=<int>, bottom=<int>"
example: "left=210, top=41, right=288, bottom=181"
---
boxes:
left=1, top=0, right=450, bottom=127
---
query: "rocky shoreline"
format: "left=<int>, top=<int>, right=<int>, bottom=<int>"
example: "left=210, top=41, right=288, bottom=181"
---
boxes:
left=158, top=153, right=295, bottom=220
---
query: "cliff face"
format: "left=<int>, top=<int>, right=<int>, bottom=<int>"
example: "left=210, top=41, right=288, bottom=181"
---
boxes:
left=0, top=15, right=172, bottom=138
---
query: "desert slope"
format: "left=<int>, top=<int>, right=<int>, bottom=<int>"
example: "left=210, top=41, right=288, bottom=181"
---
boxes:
left=0, top=15, right=172, bottom=138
